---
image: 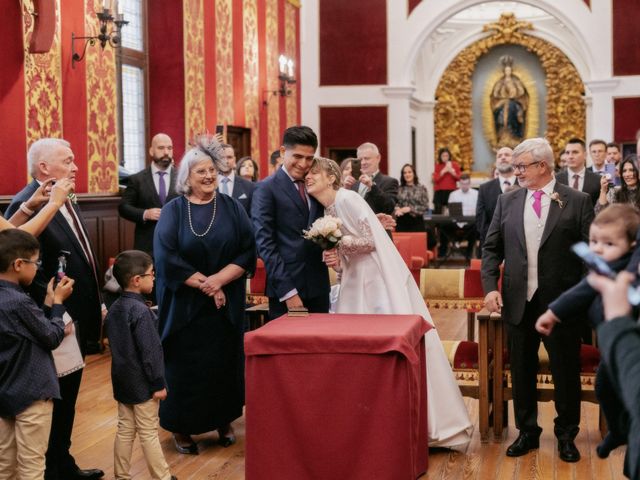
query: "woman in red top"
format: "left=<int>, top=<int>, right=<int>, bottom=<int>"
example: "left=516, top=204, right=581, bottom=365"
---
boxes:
left=432, top=147, right=461, bottom=214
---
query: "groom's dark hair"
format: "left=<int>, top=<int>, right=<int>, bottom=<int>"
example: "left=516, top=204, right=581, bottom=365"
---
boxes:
left=282, top=125, right=318, bottom=150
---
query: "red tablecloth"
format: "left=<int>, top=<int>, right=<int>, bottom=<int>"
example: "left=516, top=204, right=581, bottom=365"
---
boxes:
left=245, top=313, right=430, bottom=480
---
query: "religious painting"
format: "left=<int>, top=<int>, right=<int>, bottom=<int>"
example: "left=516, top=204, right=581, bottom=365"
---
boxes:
left=489, top=55, right=529, bottom=148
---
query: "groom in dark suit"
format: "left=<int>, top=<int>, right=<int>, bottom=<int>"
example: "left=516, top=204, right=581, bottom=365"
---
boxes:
left=252, top=126, right=329, bottom=319
left=118, top=133, right=178, bottom=254
left=481, top=138, right=594, bottom=462
left=5, top=138, right=104, bottom=479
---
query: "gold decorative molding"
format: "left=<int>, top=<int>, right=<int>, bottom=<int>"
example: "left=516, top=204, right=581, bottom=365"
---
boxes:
left=284, top=2, right=297, bottom=128
left=266, top=0, right=280, bottom=156
left=215, top=0, right=234, bottom=124
left=286, top=0, right=301, bottom=8
left=243, top=0, right=260, bottom=160
left=435, top=12, right=585, bottom=172
left=184, top=0, right=206, bottom=144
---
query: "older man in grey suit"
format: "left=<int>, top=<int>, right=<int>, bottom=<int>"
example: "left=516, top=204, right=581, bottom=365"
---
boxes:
left=481, top=138, right=594, bottom=462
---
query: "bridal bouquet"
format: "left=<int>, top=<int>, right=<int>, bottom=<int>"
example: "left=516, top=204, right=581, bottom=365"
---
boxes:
left=302, top=215, right=343, bottom=250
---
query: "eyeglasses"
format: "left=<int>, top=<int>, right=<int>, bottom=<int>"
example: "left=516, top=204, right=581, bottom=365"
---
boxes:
left=192, top=167, right=217, bottom=178
left=513, top=161, right=542, bottom=173
left=17, top=258, right=42, bottom=267
left=138, top=271, right=155, bottom=278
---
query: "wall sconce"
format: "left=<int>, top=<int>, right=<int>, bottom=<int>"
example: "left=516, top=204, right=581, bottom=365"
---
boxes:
left=71, top=1, right=128, bottom=68
left=263, top=55, right=296, bottom=106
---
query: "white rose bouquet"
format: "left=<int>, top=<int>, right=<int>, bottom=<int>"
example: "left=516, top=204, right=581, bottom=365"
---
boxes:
left=302, top=215, right=343, bottom=250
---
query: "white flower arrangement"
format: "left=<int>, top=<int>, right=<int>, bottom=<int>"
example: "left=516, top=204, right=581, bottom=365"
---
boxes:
left=302, top=215, right=343, bottom=250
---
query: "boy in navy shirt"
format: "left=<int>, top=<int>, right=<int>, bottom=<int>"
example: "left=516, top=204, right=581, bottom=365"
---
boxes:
left=104, top=250, right=176, bottom=480
left=0, top=229, right=74, bottom=479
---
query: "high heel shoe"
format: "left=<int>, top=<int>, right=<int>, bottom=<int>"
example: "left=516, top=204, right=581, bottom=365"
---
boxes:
left=217, top=425, right=236, bottom=448
left=173, top=433, right=198, bottom=455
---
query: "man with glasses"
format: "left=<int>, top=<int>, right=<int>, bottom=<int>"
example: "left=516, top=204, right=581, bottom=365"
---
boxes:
left=556, top=138, right=601, bottom=206
left=482, top=138, right=594, bottom=463
left=5, top=138, right=104, bottom=479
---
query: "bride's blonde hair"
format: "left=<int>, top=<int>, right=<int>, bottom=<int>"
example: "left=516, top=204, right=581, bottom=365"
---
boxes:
left=310, top=157, right=342, bottom=190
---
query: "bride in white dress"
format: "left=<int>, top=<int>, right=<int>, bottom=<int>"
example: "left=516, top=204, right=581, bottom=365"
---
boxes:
left=306, top=157, right=472, bottom=448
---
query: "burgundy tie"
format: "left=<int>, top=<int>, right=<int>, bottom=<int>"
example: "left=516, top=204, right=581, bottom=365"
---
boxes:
left=158, top=171, right=167, bottom=204
left=572, top=174, right=580, bottom=190
left=532, top=190, right=543, bottom=218
left=295, top=180, right=307, bottom=206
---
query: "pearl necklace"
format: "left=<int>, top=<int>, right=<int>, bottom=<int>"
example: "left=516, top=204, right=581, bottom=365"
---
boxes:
left=187, top=195, right=217, bottom=237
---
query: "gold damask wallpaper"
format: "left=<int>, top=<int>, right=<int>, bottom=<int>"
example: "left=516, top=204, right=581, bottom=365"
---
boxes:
left=284, top=1, right=298, bottom=128
left=243, top=0, right=260, bottom=160
left=184, top=0, right=206, bottom=144
left=265, top=0, right=280, bottom=155
left=215, top=0, right=234, bottom=125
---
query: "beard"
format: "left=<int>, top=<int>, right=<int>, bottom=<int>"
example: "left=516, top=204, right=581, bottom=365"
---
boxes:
left=153, top=155, right=172, bottom=169
left=496, top=163, right=514, bottom=174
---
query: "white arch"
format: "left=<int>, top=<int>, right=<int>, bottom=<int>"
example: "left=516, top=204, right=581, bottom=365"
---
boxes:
left=391, top=0, right=605, bottom=88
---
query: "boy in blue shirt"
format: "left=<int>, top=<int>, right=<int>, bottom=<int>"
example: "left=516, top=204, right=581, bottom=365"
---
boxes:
left=0, top=229, right=74, bottom=479
left=104, top=250, right=176, bottom=480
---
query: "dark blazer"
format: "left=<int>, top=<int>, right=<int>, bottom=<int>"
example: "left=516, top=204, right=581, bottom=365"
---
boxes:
left=118, top=166, right=178, bottom=254
left=475, top=177, right=518, bottom=248
left=219, top=174, right=255, bottom=216
left=5, top=181, right=103, bottom=353
left=252, top=168, right=330, bottom=305
left=556, top=169, right=601, bottom=207
left=597, top=317, right=640, bottom=480
left=353, top=172, right=399, bottom=214
left=481, top=182, right=594, bottom=325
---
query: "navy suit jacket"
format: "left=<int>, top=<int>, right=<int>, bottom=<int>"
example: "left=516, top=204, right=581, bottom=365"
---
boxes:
left=252, top=168, right=329, bottom=301
left=118, top=166, right=178, bottom=253
left=5, top=181, right=102, bottom=353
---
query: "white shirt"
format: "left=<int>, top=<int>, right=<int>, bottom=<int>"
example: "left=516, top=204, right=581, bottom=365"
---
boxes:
left=150, top=163, right=172, bottom=196
left=219, top=171, right=235, bottom=196
left=498, top=174, right=516, bottom=193
left=566, top=167, right=585, bottom=192
left=524, top=178, right=555, bottom=301
left=448, top=188, right=478, bottom=216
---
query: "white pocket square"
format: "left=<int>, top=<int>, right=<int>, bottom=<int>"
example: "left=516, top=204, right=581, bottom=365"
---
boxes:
left=239, top=193, right=248, bottom=199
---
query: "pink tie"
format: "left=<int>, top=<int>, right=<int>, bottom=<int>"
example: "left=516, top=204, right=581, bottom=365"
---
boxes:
left=532, top=190, right=543, bottom=218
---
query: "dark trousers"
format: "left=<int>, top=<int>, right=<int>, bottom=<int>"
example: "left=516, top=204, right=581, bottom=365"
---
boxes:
left=433, top=190, right=452, bottom=214
left=268, top=293, right=329, bottom=320
left=596, top=363, right=629, bottom=442
left=506, top=292, right=581, bottom=440
left=45, top=368, right=83, bottom=479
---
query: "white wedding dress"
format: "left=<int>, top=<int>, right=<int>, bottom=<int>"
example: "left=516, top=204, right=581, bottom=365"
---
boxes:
left=328, top=188, right=472, bottom=448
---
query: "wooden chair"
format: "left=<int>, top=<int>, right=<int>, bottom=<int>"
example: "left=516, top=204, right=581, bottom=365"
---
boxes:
left=420, top=268, right=494, bottom=442
left=392, top=231, right=433, bottom=267
left=419, top=268, right=485, bottom=341
left=393, top=237, right=425, bottom=285
left=477, top=310, right=605, bottom=440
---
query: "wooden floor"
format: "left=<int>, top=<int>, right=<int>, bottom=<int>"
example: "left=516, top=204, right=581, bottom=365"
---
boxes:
left=72, top=308, right=628, bottom=479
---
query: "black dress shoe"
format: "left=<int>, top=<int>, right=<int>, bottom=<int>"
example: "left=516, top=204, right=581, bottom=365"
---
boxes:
left=172, top=434, right=198, bottom=455
left=71, top=468, right=104, bottom=479
left=217, top=425, right=236, bottom=448
left=596, top=432, right=625, bottom=459
left=558, top=439, right=580, bottom=462
left=506, top=432, right=540, bottom=457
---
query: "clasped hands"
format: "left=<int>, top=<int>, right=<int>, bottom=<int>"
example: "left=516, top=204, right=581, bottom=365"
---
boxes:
left=190, top=272, right=226, bottom=309
left=323, top=248, right=341, bottom=272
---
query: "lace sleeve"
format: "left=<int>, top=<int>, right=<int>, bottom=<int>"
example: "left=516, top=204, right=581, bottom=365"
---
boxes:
left=338, top=218, right=376, bottom=256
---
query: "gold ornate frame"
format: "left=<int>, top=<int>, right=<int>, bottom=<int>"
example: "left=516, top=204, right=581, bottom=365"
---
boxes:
left=434, top=13, right=586, bottom=172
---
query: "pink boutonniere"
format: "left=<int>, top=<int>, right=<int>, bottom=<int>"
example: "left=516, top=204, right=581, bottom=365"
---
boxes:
left=549, top=192, right=564, bottom=209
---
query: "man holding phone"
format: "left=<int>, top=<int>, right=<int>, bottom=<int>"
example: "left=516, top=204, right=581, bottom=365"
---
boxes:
left=343, top=142, right=398, bottom=214
left=482, top=138, right=593, bottom=462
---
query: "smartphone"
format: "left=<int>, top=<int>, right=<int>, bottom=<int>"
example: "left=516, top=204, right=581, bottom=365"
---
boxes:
left=215, top=125, right=224, bottom=135
left=571, top=242, right=615, bottom=278
left=54, top=250, right=70, bottom=287
left=604, top=163, right=620, bottom=187
left=350, top=159, right=362, bottom=179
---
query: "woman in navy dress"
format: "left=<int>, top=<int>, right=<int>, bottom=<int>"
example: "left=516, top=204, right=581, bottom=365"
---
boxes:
left=154, top=136, right=256, bottom=453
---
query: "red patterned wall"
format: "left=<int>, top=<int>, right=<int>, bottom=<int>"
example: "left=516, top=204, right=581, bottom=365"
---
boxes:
left=319, top=106, right=389, bottom=173
left=614, top=97, right=640, bottom=142
left=319, top=0, right=387, bottom=86
left=613, top=0, right=640, bottom=75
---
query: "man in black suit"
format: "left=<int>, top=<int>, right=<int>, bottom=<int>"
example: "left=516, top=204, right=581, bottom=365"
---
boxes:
left=482, top=138, right=594, bottom=463
left=5, top=138, right=104, bottom=479
left=343, top=142, right=398, bottom=214
left=556, top=138, right=601, bottom=206
left=588, top=139, right=607, bottom=174
left=217, top=143, right=255, bottom=215
left=118, top=133, right=178, bottom=255
left=476, top=146, right=516, bottom=250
